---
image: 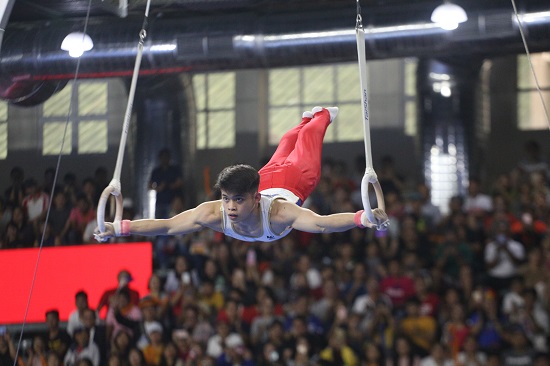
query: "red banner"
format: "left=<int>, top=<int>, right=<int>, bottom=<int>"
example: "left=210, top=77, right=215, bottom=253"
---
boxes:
left=0, top=242, right=153, bottom=324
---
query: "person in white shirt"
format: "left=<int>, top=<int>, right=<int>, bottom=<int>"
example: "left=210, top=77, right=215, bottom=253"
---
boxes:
left=484, top=219, right=525, bottom=292
left=464, top=177, right=493, bottom=218
left=64, top=327, right=100, bottom=366
left=419, top=342, right=454, bottom=366
left=67, top=291, right=89, bottom=337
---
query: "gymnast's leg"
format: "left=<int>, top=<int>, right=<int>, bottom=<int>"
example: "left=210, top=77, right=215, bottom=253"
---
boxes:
left=259, top=111, right=313, bottom=172
left=285, top=107, right=337, bottom=200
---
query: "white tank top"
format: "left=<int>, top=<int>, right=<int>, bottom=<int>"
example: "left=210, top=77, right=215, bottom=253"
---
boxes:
left=221, top=189, right=298, bottom=242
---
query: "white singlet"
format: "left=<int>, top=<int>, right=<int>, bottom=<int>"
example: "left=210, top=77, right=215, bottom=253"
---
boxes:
left=221, top=189, right=299, bottom=242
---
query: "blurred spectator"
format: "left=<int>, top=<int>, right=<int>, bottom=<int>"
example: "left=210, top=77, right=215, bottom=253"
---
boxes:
left=216, top=333, right=255, bottom=366
left=61, top=193, right=96, bottom=244
left=64, top=327, right=100, bottom=366
left=310, top=278, right=341, bottom=328
left=466, top=287, right=505, bottom=354
left=110, top=329, right=132, bottom=362
left=516, top=140, right=549, bottom=179
left=289, top=254, right=322, bottom=298
left=202, top=258, right=227, bottom=295
left=105, top=287, right=142, bottom=343
left=142, top=322, right=165, bottom=366
left=363, top=341, right=384, bottom=366
left=158, top=341, right=183, bottom=366
left=42, top=167, right=57, bottom=196
left=128, top=347, right=146, bottom=366
left=198, top=279, right=224, bottom=315
left=517, top=287, right=549, bottom=352
left=399, top=297, right=437, bottom=358
left=419, top=342, right=453, bottom=366
left=4, top=166, right=25, bottom=207
left=23, top=335, right=48, bottom=366
left=8, top=205, right=35, bottom=247
left=283, top=294, right=324, bottom=338
left=501, top=276, right=525, bottom=324
left=435, top=227, right=474, bottom=282
left=365, top=301, right=395, bottom=358
left=250, top=294, right=284, bottom=346
left=179, top=304, right=214, bottom=345
left=379, top=259, right=415, bottom=312
left=164, top=255, right=199, bottom=294
left=353, top=276, right=392, bottom=331
left=386, top=335, right=421, bottom=366
left=456, top=334, right=487, bottom=366
left=47, top=352, right=63, bottom=366
left=206, top=320, right=233, bottom=359
left=0, top=197, right=12, bottom=236
left=145, top=273, right=170, bottom=322
left=377, top=155, right=406, bottom=197
left=148, top=148, right=183, bottom=220
left=484, top=220, right=526, bottom=292
left=48, top=190, right=71, bottom=245
left=67, top=290, right=90, bottom=337
left=440, top=303, right=470, bottom=360
left=463, top=177, right=493, bottom=219
left=416, top=183, right=442, bottom=230
left=82, top=308, right=107, bottom=365
left=342, top=262, right=368, bottom=306
left=413, top=274, right=440, bottom=318
left=97, top=270, right=140, bottom=318
left=62, top=172, right=79, bottom=206
left=319, top=327, right=359, bottom=366
left=0, top=330, right=17, bottom=366
left=21, top=178, right=49, bottom=231
left=501, top=327, right=535, bottom=366
left=45, top=309, right=71, bottom=360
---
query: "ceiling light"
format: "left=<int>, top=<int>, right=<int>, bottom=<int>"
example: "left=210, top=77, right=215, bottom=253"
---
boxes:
left=61, top=32, right=94, bottom=58
left=431, top=2, right=468, bottom=30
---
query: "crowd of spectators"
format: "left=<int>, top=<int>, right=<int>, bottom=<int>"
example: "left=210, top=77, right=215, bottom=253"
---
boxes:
left=1, top=143, right=550, bottom=366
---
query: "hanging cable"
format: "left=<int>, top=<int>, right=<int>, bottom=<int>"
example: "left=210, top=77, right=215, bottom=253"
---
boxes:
left=510, top=0, right=550, bottom=131
left=96, top=0, right=153, bottom=240
left=355, top=0, right=389, bottom=230
left=11, top=1, right=95, bottom=364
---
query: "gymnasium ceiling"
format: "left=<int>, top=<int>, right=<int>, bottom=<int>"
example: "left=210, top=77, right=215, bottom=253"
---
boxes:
left=1, top=0, right=550, bottom=105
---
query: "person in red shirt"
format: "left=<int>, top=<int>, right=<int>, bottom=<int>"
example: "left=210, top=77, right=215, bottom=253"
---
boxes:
left=96, top=270, right=140, bottom=320
left=61, top=193, right=96, bottom=244
left=379, top=258, right=415, bottom=311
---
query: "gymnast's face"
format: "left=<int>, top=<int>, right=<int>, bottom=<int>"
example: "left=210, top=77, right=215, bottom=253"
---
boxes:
left=221, top=190, right=260, bottom=222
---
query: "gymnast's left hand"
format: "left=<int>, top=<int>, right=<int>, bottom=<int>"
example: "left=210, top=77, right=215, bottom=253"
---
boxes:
left=94, top=222, right=115, bottom=242
left=362, top=208, right=389, bottom=231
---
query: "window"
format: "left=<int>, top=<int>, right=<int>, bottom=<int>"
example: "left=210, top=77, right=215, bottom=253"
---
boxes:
left=268, top=64, right=362, bottom=144
left=0, top=102, right=7, bottom=159
left=268, top=60, right=412, bottom=145
left=404, top=58, right=418, bottom=136
left=41, top=80, right=109, bottom=155
left=193, top=72, right=236, bottom=149
left=517, top=53, right=550, bottom=130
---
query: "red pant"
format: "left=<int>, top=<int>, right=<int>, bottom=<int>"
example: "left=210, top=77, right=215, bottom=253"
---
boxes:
left=259, top=108, right=331, bottom=202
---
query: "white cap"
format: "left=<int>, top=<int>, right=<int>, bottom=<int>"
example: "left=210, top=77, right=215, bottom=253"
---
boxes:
left=225, top=333, right=244, bottom=348
left=145, top=321, right=163, bottom=336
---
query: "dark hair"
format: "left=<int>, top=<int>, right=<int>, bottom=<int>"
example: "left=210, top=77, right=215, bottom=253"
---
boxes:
left=76, top=357, right=94, bottom=366
left=45, top=309, right=59, bottom=319
left=214, top=164, right=259, bottom=195
left=75, top=290, right=88, bottom=300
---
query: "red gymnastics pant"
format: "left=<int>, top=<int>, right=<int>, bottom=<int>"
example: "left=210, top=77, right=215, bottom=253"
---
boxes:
left=258, top=108, right=332, bottom=203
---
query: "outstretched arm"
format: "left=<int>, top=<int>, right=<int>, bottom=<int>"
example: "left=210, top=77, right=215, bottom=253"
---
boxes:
left=95, top=200, right=222, bottom=241
left=272, top=200, right=388, bottom=234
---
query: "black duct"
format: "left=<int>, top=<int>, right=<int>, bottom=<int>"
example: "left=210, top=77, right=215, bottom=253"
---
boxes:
left=1, top=8, right=550, bottom=104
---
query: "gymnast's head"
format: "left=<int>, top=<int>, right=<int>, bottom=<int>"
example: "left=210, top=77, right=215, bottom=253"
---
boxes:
left=215, top=164, right=260, bottom=196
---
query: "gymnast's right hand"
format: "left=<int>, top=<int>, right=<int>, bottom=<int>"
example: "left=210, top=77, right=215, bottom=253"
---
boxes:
left=94, top=222, right=115, bottom=242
